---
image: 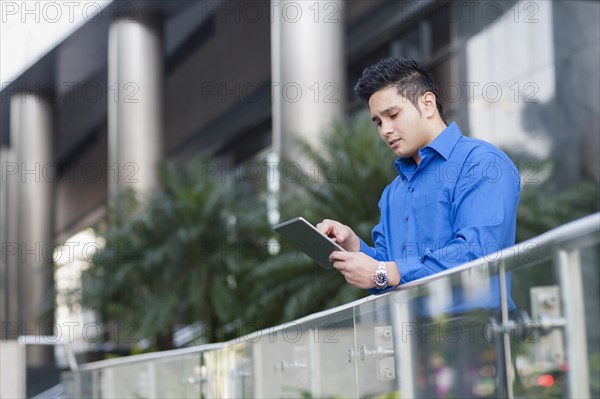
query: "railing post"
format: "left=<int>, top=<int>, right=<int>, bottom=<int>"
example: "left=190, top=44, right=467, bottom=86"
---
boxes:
left=555, top=248, right=591, bottom=398
left=391, top=299, right=416, bottom=398
left=499, top=261, right=514, bottom=399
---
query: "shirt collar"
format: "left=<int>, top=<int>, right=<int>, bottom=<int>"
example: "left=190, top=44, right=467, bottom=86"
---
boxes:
left=394, top=122, right=463, bottom=178
left=422, top=121, right=463, bottom=161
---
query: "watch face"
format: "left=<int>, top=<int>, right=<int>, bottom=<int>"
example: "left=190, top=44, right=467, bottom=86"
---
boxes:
left=374, top=271, right=389, bottom=288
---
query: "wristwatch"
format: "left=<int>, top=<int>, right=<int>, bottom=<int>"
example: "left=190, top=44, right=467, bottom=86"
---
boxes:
left=372, top=261, right=389, bottom=289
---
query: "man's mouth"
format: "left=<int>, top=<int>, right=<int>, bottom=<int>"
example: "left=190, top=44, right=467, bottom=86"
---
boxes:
left=389, top=138, right=400, bottom=148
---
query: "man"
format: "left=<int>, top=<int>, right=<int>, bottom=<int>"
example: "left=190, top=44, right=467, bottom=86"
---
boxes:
left=317, top=57, right=520, bottom=296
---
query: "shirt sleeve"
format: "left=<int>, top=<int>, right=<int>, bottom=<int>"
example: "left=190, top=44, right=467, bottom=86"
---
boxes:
left=359, top=187, right=390, bottom=261
left=395, top=151, right=520, bottom=283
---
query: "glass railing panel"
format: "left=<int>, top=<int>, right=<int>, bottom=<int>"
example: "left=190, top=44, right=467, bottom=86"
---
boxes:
left=444, top=263, right=508, bottom=399
left=275, top=321, right=312, bottom=398
left=60, top=373, right=75, bottom=398
left=251, top=328, right=282, bottom=398
left=391, top=261, right=509, bottom=398
left=581, top=244, right=600, bottom=398
left=221, top=342, right=253, bottom=398
left=92, top=369, right=102, bottom=399
left=308, top=307, right=356, bottom=399
left=241, top=321, right=310, bottom=398
left=502, top=231, right=598, bottom=399
left=248, top=310, right=357, bottom=399
left=409, top=309, right=508, bottom=398
left=201, top=343, right=247, bottom=398
left=72, top=370, right=96, bottom=399
left=353, top=294, right=397, bottom=398
left=507, top=255, right=566, bottom=398
left=153, top=353, right=202, bottom=398
left=103, top=362, right=153, bottom=398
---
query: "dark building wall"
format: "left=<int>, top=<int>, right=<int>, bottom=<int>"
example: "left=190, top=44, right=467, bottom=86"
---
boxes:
left=54, top=123, right=107, bottom=239
left=165, top=2, right=272, bottom=160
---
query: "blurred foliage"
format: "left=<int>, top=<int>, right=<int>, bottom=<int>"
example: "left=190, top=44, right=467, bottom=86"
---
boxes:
left=590, top=352, right=600, bottom=393
left=82, top=158, right=258, bottom=348
left=516, top=177, right=599, bottom=242
left=511, top=171, right=599, bottom=315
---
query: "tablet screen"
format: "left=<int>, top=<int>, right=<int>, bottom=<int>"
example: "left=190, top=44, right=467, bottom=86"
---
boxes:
left=273, top=217, right=346, bottom=270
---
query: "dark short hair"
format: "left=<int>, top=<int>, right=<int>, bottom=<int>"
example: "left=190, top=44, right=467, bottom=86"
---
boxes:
left=354, top=57, right=445, bottom=120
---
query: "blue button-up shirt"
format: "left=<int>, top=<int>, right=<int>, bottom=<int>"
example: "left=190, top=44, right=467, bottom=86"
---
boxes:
left=360, top=122, right=520, bottom=310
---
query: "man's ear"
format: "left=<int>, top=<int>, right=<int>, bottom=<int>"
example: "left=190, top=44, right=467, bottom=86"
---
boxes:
left=420, top=92, right=437, bottom=118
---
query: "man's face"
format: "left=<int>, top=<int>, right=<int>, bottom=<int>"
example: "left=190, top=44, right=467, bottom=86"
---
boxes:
left=368, top=86, right=433, bottom=163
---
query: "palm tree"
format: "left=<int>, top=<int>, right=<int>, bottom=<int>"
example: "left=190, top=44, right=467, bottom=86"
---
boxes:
left=83, top=158, right=247, bottom=349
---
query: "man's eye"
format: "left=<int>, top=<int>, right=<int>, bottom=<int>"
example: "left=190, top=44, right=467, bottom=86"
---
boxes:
left=390, top=113, right=399, bottom=118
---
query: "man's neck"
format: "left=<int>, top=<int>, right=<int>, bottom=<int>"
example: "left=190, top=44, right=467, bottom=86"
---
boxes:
left=413, top=120, right=449, bottom=166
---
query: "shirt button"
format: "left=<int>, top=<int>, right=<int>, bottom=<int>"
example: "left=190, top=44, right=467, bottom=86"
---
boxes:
left=409, top=187, right=414, bottom=193
left=404, top=215, right=409, bottom=222
left=402, top=244, right=406, bottom=251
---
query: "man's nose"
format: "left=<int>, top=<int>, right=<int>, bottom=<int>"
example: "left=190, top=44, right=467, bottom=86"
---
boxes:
left=381, top=120, right=393, bottom=136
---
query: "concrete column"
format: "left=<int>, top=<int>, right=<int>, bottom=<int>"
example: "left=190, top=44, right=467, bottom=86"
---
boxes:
left=271, top=0, right=346, bottom=159
left=8, top=93, right=54, bottom=365
left=0, top=341, right=26, bottom=398
left=0, top=145, right=13, bottom=331
left=108, top=12, right=164, bottom=197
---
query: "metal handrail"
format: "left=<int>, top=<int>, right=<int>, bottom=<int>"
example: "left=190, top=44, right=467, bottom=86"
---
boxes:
left=68, top=342, right=224, bottom=372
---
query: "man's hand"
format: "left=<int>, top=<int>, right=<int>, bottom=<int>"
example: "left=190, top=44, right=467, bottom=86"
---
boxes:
left=329, top=251, right=400, bottom=290
left=316, top=219, right=360, bottom=252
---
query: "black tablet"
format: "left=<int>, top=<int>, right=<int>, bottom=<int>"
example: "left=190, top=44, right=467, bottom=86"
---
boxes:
left=273, top=217, right=346, bottom=270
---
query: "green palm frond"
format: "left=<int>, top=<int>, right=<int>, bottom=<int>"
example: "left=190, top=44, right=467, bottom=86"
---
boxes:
left=517, top=179, right=599, bottom=242
left=81, top=156, right=248, bottom=347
